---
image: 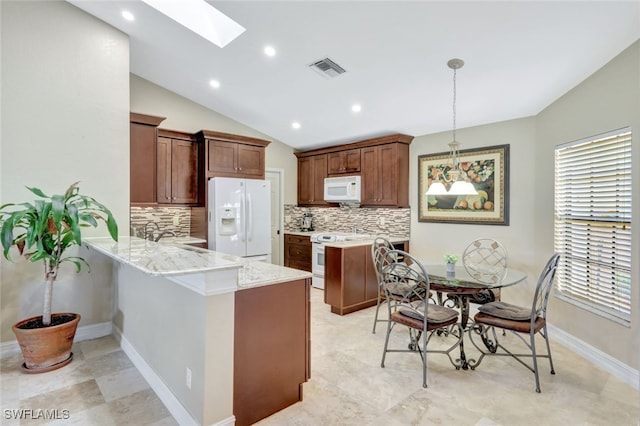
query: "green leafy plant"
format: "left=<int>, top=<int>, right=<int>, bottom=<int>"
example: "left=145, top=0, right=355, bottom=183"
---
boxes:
left=443, top=253, right=459, bottom=264
left=0, top=182, right=118, bottom=326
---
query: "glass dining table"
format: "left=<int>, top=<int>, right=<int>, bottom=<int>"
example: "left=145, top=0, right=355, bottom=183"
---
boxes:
left=421, top=263, right=527, bottom=370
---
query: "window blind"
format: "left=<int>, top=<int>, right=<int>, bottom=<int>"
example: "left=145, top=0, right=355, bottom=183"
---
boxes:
left=554, top=128, right=632, bottom=320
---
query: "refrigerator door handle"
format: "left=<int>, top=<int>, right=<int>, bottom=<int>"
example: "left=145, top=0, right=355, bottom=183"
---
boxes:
left=240, top=191, right=246, bottom=243
left=247, top=193, right=253, bottom=242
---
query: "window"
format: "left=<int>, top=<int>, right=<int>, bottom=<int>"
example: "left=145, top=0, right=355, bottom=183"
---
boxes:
left=554, top=128, right=632, bottom=322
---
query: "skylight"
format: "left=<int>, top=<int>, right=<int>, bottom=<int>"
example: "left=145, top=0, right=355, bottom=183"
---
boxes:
left=141, top=0, right=245, bottom=48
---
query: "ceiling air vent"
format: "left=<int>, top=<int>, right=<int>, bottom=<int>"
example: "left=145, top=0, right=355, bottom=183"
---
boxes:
left=309, top=57, right=346, bottom=79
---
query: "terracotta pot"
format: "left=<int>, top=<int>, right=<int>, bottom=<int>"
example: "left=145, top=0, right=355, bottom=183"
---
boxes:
left=12, top=313, right=80, bottom=373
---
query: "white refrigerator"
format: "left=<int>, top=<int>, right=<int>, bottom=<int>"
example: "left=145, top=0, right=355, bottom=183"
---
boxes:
left=208, top=177, right=271, bottom=261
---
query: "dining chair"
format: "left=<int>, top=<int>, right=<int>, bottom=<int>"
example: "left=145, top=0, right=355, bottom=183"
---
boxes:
left=469, top=253, right=561, bottom=393
left=380, top=250, right=462, bottom=388
left=371, top=237, right=395, bottom=334
left=462, top=238, right=508, bottom=304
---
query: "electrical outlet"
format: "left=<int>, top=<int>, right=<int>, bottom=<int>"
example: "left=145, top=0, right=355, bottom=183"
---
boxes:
left=173, top=216, right=180, bottom=226
left=285, top=215, right=291, bottom=223
left=186, top=367, right=192, bottom=389
left=380, top=217, right=385, bottom=226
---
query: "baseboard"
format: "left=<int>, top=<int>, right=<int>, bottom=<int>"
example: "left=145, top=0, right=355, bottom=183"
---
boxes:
left=548, top=323, right=639, bottom=390
left=113, top=327, right=209, bottom=426
left=0, top=320, right=112, bottom=359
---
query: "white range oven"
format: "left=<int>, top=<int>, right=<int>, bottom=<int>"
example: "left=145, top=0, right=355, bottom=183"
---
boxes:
left=310, top=233, right=348, bottom=289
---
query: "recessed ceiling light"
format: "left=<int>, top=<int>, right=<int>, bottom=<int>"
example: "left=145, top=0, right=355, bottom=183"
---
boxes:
left=209, top=80, right=220, bottom=89
left=291, top=122, right=301, bottom=130
left=351, top=104, right=362, bottom=113
left=122, top=10, right=135, bottom=21
left=264, top=46, right=276, bottom=57
left=141, top=0, right=245, bottom=48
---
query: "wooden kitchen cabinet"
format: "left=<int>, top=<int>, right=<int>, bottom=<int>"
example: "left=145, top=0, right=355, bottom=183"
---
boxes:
left=360, top=140, right=410, bottom=207
left=284, top=234, right=312, bottom=272
left=325, top=240, right=408, bottom=315
left=296, top=154, right=330, bottom=206
left=130, top=112, right=166, bottom=205
left=295, top=133, right=412, bottom=208
left=327, top=148, right=361, bottom=175
left=234, top=278, right=310, bottom=426
left=196, top=130, right=271, bottom=179
left=156, top=130, right=200, bottom=205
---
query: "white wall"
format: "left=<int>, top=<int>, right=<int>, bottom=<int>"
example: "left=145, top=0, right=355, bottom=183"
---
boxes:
left=0, top=1, right=130, bottom=342
left=130, top=74, right=298, bottom=205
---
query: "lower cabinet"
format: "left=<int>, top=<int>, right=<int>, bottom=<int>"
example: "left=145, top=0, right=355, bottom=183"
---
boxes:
left=324, top=241, right=408, bottom=315
left=234, top=278, right=311, bottom=426
left=284, top=234, right=312, bottom=272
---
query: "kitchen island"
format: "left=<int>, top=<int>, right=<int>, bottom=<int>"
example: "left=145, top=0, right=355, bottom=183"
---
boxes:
left=87, top=237, right=311, bottom=426
left=324, top=236, right=408, bottom=315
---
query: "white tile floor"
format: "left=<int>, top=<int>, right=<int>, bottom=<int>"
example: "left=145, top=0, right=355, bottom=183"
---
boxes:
left=1, top=287, right=638, bottom=425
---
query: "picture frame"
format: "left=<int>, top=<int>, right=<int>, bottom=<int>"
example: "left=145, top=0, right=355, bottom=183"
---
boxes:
left=418, top=144, right=509, bottom=225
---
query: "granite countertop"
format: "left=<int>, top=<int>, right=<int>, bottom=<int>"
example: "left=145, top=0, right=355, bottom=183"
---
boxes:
left=86, top=236, right=244, bottom=277
left=87, top=236, right=312, bottom=289
left=323, top=235, right=409, bottom=248
left=284, top=231, right=316, bottom=237
left=238, top=260, right=312, bottom=289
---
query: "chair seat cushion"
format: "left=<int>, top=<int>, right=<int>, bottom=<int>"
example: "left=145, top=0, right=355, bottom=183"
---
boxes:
left=474, top=312, right=546, bottom=334
left=477, top=301, right=531, bottom=321
left=398, top=303, right=458, bottom=324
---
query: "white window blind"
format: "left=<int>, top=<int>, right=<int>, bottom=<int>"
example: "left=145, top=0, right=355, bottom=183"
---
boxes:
left=554, top=128, right=632, bottom=321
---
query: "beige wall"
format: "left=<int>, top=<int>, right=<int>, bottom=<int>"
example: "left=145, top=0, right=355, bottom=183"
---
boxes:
left=130, top=75, right=298, bottom=205
left=0, top=1, right=130, bottom=342
left=535, top=40, right=640, bottom=369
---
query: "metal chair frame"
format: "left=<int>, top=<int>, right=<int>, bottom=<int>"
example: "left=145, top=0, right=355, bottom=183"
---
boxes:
left=462, top=238, right=508, bottom=304
left=371, top=237, right=395, bottom=334
left=468, top=253, right=561, bottom=393
left=380, top=250, right=463, bottom=388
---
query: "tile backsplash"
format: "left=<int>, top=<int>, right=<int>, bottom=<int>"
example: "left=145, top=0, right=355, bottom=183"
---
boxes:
left=284, top=204, right=410, bottom=238
left=130, top=206, right=191, bottom=238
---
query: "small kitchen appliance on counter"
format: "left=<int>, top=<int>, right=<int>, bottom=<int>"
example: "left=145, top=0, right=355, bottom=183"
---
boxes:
left=301, top=212, right=314, bottom=232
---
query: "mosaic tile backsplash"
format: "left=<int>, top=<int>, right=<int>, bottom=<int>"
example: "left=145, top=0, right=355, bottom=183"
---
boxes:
left=284, top=204, right=410, bottom=238
left=130, top=206, right=192, bottom=238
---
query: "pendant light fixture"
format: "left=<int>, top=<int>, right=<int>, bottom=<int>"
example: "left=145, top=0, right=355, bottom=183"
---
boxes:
left=426, top=59, right=478, bottom=196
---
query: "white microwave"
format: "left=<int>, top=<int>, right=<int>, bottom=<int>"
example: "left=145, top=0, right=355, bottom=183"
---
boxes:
left=324, top=176, right=361, bottom=203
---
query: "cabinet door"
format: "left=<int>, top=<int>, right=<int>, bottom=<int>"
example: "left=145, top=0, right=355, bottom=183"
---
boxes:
left=297, top=155, right=328, bottom=206
left=376, top=144, right=399, bottom=206
left=130, top=122, right=157, bottom=204
left=327, top=149, right=361, bottom=175
left=236, top=144, right=264, bottom=178
left=360, top=146, right=380, bottom=205
left=171, top=140, right=199, bottom=204
left=156, top=137, right=172, bottom=204
left=207, top=140, right=237, bottom=175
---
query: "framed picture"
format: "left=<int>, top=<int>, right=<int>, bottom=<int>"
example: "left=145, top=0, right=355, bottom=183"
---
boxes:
left=418, top=144, right=509, bottom=225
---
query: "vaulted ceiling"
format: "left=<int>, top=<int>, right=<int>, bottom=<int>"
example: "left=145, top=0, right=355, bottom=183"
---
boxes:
left=69, top=1, right=640, bottom=150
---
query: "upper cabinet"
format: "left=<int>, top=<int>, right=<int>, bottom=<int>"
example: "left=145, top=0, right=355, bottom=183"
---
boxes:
left=156, top=129, right=201, bottom=205
left=297, top=154, right=329, bottom=206
left=295, top=134, right=412, bottom=208
left=327, top=149, right=361, bottom=175
left=130, top=112, right=166, bottom=205
left=196, top=130, right=271, bottom=180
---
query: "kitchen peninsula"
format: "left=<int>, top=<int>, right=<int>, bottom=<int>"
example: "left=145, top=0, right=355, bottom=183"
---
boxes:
left=87, top=237, right=311, bottom=426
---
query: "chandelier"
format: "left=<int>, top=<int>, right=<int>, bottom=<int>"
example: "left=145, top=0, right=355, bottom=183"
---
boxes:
left=425, top=59, right=478, bottom=196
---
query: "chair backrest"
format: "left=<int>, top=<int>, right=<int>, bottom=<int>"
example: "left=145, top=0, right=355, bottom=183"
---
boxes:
left=531, top=253, right=561, bottom=320
left=371, top=237, right=394, bottom=284
left=462, top=238, right=508, bottom=283
left=380, top=249, right=430, bottom=305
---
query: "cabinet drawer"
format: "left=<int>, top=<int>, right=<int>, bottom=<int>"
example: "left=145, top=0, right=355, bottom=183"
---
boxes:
left=286, top=235, right=311, bottom=245
left=286, top=243, right=312, bottom=262
left=287, top=260, right=312, bottom=273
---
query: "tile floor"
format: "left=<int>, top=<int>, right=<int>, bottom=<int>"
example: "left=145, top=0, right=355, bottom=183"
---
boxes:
left=1, top=287, right=638, bottom=425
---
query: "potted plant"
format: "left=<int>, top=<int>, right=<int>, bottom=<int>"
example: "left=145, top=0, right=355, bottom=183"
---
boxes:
left=444, top=253, right=458, bottom=274
left=0, top=182, right=118, bottom=373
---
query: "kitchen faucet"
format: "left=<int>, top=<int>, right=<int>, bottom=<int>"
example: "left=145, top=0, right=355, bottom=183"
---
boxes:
left=144, top=221, right=160, bottom=241
left=154, top=230, right=177, bottom=242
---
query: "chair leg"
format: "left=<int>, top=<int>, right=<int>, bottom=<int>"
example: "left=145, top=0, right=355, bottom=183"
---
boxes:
left=380, top=318, right=393, bottom=368
left=530, top=330, right=541, bottom=393
left=372, top=289, right=384, bottom=334
left=542, top=325, right=555, bottom=375
left=421, top=324, right=428, bottom=388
